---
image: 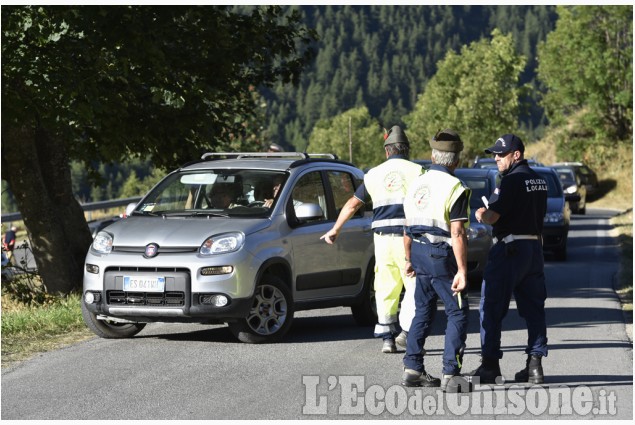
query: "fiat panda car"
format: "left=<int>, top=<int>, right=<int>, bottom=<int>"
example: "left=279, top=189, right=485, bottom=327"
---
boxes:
left=82, top=152, right=376, bottom=343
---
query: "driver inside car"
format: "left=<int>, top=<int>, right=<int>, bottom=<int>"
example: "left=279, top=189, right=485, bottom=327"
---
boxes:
left=262, top=175, right=285, bottom=208
left=209, top=183, right=240, bottom=209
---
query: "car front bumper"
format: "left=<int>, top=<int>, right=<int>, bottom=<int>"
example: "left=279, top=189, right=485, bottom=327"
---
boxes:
left=83, top=248, right=261, bottom=322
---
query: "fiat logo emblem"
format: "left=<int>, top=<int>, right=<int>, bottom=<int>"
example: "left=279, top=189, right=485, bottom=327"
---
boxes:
left=144, top=243, right=159, bottom=258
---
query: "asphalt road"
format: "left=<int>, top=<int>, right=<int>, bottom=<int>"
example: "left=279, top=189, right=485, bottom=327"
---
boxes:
left=1, top=208, right=632, bottom=420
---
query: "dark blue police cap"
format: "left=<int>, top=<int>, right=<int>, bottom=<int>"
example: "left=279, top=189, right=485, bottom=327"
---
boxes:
left=485, top=134, right=525, bottom=154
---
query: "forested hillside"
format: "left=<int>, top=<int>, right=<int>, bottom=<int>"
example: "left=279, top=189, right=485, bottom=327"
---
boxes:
left=0, top=5, right=558, bottom=212
left=12, top=5, right=623, bottom=214
left=259, top=5, right=557, bottom=151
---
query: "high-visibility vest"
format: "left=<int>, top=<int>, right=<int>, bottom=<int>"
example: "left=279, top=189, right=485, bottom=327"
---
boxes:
left=403, top=169, right=469, bottom=245
left=364, top=158, right=423, bottom=231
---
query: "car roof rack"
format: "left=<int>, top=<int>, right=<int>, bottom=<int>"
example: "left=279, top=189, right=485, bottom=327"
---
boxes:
left=200, top=152, right=338, bottom=161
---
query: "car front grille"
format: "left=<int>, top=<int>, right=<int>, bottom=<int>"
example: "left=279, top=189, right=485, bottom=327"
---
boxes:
left=105, top=267, right=190, bottom=273
left=113, top=246, right=197, bottom=254
left=107, top=291, right=185, bottom=306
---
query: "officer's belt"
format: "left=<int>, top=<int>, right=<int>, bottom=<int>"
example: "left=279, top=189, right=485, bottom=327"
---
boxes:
left=375, top=231, right=402, bottom=236
left=411, top=233, right=452, bottom=245
left=493, top=234, right=540, bottom=244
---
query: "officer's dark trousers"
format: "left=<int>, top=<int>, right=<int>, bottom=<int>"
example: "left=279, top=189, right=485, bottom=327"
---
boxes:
left=403, top=241, right=469, bottom=375
left=480, top=240, right=547, bottom=359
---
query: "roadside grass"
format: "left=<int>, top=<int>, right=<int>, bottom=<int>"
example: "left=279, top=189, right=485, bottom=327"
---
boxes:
left=1, top=292, right=93, bottom=368
left=610, top=208, right=633, bottom=320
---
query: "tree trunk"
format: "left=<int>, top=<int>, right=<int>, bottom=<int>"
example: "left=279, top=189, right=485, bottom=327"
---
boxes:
left=1, top=126, right=93, bottom=294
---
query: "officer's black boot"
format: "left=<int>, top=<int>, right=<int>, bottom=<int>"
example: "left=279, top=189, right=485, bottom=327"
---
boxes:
left=514, top=355, right=544, bottom=384
left=467, top=357, right=503, bottom=384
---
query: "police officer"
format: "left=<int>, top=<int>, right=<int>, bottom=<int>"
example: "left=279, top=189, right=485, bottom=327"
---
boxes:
left=321, top=126, right=423, bottom=353
left=469, top=134, right=548, bottom=384
left=401, top=129, right=471, bottom=392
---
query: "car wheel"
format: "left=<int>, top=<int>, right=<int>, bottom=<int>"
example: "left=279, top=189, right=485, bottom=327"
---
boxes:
left=81, top=301, right=146, bottom=338
left=554, top=244, right=567, bottom=261
left=351, top=263, right=377, bottom=326
left=228, top=276, right=294, bottom=343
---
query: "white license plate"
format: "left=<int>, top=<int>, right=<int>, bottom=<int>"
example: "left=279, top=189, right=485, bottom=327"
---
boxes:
left=123, top=276, right=165, bottom=292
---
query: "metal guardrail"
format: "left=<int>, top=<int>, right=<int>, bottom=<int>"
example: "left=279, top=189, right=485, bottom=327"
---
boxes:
left=1, top=196, right=143, bottom=223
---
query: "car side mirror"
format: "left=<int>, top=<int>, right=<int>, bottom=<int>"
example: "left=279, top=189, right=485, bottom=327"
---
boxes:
left=294, top=203, right=324, bottom=221
left=125, top=202, right=138, bottom=217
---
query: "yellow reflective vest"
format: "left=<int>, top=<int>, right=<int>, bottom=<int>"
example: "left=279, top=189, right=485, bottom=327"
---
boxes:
left=364, top=157, right=423, bottom=232
left=403, top=168, right=469, bottom=245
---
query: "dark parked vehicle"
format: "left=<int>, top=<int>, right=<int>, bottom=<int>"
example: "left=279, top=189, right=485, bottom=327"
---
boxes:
left=472, top=157, right=543, bottom=169
left=454, top=168, right=499, bottom=286
left=532, top=166, right=571, bottom=261
left=413, top=159, right=432, bottom=170
left=552, top=167, right=586, bottom=214
left=552, top=162, right=599, bottom=197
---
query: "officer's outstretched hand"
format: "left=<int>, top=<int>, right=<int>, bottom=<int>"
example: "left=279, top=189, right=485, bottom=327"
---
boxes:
left=320, top=228, right=339, bottom=245
left=451, top=272, right=467, bottom=294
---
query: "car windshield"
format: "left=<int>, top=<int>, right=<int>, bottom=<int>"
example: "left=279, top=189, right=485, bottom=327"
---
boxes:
left=459, top=176, right=493, bottom=209
left=133, top=169, right=288, bottom=217
left=555, top=171, right=576, bottom=188
left=535, top=170, right=562, bottom=197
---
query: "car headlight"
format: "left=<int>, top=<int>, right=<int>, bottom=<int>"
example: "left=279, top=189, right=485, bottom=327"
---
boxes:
left=544, top=212, right=564, bottom=223
left=92, top=231, right=113, bottom=254
left=467, top=223, right=489, bottom=241
left=199, top=232, right=245, bottom=255
left=564, top=185, right=578, bottom=194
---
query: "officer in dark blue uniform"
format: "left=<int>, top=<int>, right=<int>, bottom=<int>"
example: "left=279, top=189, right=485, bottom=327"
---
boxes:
left=469, top=134, right=548, bottom=384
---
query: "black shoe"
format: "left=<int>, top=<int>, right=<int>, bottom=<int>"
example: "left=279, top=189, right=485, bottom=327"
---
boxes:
left=402, top=368, right=441, bottom=387
left=441, top=374, right=472, bottom=393
left=515, top=355, right=544, bottom=384
left=467, top=357, right=504, bottom=384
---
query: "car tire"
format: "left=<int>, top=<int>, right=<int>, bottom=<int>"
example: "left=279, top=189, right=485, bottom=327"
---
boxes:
left=81, top=301, right=146, bottom=338
left=228, top=276, right=294, bottom=343
left=351, top=263, right=377, bottom=326
left=554, top=244, right=567, bottom=261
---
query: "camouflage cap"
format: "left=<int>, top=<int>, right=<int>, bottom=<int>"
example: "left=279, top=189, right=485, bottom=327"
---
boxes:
left=429, top=129, right=463, bottom=153
left=383, top=125, right=410, bottom=147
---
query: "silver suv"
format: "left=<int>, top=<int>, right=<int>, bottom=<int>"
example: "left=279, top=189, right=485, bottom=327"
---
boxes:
left=82, top=153, right=376, bottom=343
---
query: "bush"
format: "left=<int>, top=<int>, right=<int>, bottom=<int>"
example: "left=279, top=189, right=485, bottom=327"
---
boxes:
left=1, top=273, right=54, bottom=306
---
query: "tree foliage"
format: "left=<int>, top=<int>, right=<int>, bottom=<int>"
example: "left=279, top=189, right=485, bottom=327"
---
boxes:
left=306, top=107, right=384, bottom=169
left=405, top=29, right=526, bottom=161
left=261, top=5, right=556, bottom=150
left=2, top=6, right=316, bottom=171
left=537, top=5, right=633, bottom=141
left=1, top=5, right=316, bottom=294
